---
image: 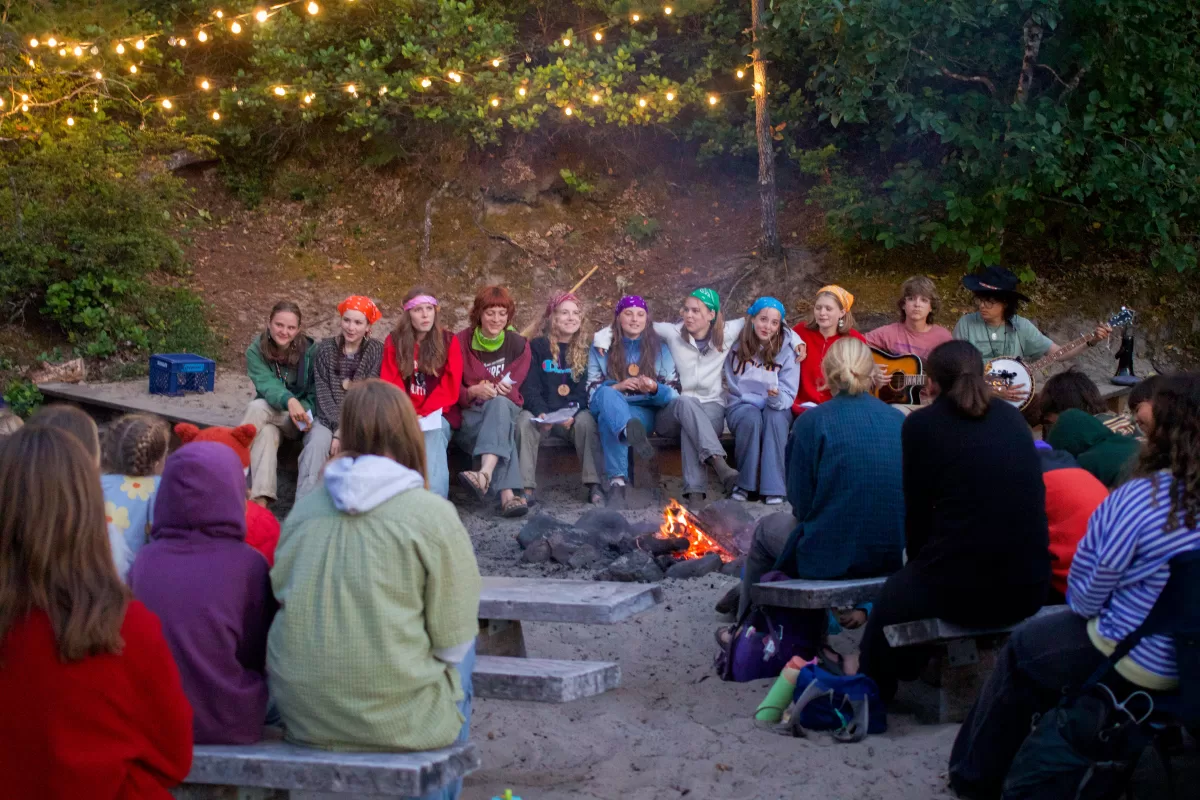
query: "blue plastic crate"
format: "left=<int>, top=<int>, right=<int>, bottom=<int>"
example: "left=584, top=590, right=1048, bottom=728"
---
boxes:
left=149, top=353, right=215, bottom=396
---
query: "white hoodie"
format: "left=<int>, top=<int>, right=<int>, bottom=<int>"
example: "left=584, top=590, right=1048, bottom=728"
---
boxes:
left=322, top=455, right=473, bottom=664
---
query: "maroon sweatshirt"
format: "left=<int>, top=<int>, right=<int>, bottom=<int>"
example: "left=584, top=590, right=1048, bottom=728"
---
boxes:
left=448, top=328, right=531, bottom=428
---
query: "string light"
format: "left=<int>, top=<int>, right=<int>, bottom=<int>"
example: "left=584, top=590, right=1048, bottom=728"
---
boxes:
left=274, top=86, right=287, bottom=96
left=94, top=71, right=103, bottom=80
left=564, top=106, right=573, bottom=116
left=179, top=38, right=187, bottom=46
left=231, top=21, right=242, bottom=34
left=28, top=58, right=35, bottom=67
left=66, top=117, right=75, bottom=126
left=517, top=86, right=527, bottom=96
left=116, top=43, right=125, bottom=54
left=29, top=38, right=39, bottom=48
left=201, top=79, right=211, bottom=90
left=21, top=94, right=29, bottom=102
left=736, top=69, right=745, bottom=79
left=591, top=92, right=601, bottom=102
left=447, top=71, right=461, bottom=83
left=135, top=39, right=145, bottom=50
left=378, top=85, right=388, bottom=96
left=754, top=82, right=763, bottom=95
left=638, top=97, right=647, bottom=107
left=161, top=98, right=173, bottom=109
left=346, top=83, right=357, bottom=94
left=215, top=10, right=224, bottom=18
left=47, top=37, right=57, bottom=47
left=212, top=110, right=221, bottom=120
left=304, top=93, right=313, bottom=103
left=0, top=98, right=4, bottom=108
left=129, top=65, right=138, bottom=74
left=21, top=104, right=29, bottom=112
left=708, top=94, right=718, bottom=105
left=666, top=91, right=675, bottom=101
left=594, top=31, right=603, bottom=41
left=491, top=58, right=501, bottom=67
left=255, top=9, right=269, bottom=22
left=631, top=13, right=640, bottom=22
left=562, top=37, right=571, bottom=47
left=307, top=1, right=320, bottom=14
left=420, top=77, right=432, bottom=88
left=664, top=6, right=673, bottom=15
left=198, top=30, right=209, bottom=42
left=58, top=49, right=66, bottom=57
left=490, top=97, right=499, bottom=107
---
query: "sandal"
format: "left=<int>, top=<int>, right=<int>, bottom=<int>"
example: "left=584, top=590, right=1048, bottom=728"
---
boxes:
left=457, top=470, right=491, bottom=501
left=500, top=495, right=529, bottom=518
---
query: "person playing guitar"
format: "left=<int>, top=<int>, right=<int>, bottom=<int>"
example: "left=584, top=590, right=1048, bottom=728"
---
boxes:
left=953, top=266, right=1111, bottom=404
left=867, top=276, right=953, bottom=405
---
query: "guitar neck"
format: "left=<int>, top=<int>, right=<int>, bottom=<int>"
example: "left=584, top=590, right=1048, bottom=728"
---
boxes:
left=1029, top=330, right=1099, bottom=372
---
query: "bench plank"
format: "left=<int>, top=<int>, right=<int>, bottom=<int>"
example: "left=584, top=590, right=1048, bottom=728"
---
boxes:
left=39, top=382, right=243, bottom=429
left=479, top=577, right=663, bottom=624
left=181, top=741, right=479, bottom=797
left=751, top=577, right=888, bottom=610
left=474, top=655, right=620, bottom=702
left=883, top=605, right=1071, bottom=648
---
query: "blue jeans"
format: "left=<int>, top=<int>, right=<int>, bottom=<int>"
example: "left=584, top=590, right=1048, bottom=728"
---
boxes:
left=424, top=418, right=452, bottom=498
left=589, top=385, right=664, bottom=481
left=412, top=643, right=476, bottom=800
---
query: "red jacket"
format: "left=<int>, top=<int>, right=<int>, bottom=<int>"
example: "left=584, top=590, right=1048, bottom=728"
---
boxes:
left=245, top=500, right=281, bottom=567
left=0, top=602, right=194, bottom=799
left=448, top=328, right=531, bottom=428
left=791, top=325, right=868, bottom=412
left=380, top=330, right=464, bottom=418
left=1040, top=448, right=1109, bottom=596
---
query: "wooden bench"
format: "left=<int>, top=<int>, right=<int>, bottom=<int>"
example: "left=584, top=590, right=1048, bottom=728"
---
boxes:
left=474, top=577, right=662, bottom=703
left=1098, top=382, right=1133, bottom=414
left=173, top=740, right=479, bottom=798
left=883, top=605, right=1071, bottom=724
left=750, top=577, right=887, bottom=610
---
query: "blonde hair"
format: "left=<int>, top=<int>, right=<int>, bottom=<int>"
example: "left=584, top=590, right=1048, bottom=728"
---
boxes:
left=542, top=299, right=591, bottom=381
left=821, top=337, right=876, bottom=396
left=27, top=404, right=100, bottom=465
left=0, top=410, right=22, bottom=437
left=807, top=290, right=857, bottom=333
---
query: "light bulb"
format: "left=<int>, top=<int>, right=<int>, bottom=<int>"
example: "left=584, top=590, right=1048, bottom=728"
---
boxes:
left=255, top=9, right=269, bottom=22
left=631, top=13, right=640, bottom=22
left=129, top=65, right=138, bottom=73
left=212, top=111, right=221, bottom=120
left=564, top=106, right=573, bottom=116
left=116, top=43, right=125, bottom=54
left=178, top=38, right=187, bottom=46
left=201, top=79, right=211, bottom=90
left=274, top=86, right=286, bottom=96
left=161, top=98, right=173, bottom=109
left=492, top=58, right=501, bottom=67
left=67, top=117, right=75, bottom=126
left=215, top=10, right=224, bottom=18
left=0, top=98, right=4, bottom=107
left=47, top=37, right=57, bottom=47
left=666, top=91, right=675, bottom=101
left=754, top=82, right=763, bottom=94
left=304, top=94, right=313, bottom=103
left=591, top=93, right=601, bottom=102
left=307, top=1, right=320, bottom=15
left=29, top=38, right=39, bottom=48
left=230, top=21, right=242, bottom=34
left=58, top=49, right=66, bottom=57
left=378, top=85, right=388, bottom=96
left=518, top=87, right=526, bottom=96
left=94, top=71, right=103, bottom=80
left=638, top=98, right=647, bottom=107
left=198, top=31, right=208, bottom=42
left=420, top=78, right=431, bottom=88
left=708, top=94, right=718, bottom=105
left=346, top=83, right=357, bottom=93
left=21, top=104, right=29, bottom=112
left=562, top=37, right=571, bottom=47
left=21, top=94, right=29, bottom=101
left=447, top=71, right=461, bottom=83
left=28, top=58, right=35, bottom=66
left=594, top=31, right=603, bottom=41
left=135, top=39, right=145, bottom=50
left=490, top=97, right=499, bottom=107
left=736, top=69, right=744, bottom=79
left=664, top=6, right=673, bottom=14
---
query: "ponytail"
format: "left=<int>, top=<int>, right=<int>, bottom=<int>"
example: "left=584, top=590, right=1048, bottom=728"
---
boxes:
left=928, top=340, right=992, bottom=419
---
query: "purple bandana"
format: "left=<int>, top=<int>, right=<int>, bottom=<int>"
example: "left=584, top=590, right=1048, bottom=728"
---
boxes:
left=615, top=295, right=647, bottom=317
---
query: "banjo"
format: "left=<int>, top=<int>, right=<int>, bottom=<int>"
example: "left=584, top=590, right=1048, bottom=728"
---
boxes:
left=985, top=307, right=1135, bottom=409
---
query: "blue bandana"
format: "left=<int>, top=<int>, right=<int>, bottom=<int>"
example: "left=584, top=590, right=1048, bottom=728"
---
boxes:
left=747, top=296, right=785, bottom=319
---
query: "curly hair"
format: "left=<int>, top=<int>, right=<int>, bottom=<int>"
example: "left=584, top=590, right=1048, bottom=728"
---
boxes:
left=101, top=413, right=170, bottom=477
left=541, top=296, right=591, bottom=380
left=1138, top=373, right=1200, bottom=530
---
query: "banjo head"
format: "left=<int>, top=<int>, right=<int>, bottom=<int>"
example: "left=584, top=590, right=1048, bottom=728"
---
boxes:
left=984, top=358, right=1035, bottom=409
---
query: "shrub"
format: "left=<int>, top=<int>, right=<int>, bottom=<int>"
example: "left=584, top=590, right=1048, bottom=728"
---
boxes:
left=626, top=215, right=662, bottom=245
left=3, top=380, right=43, bottom=419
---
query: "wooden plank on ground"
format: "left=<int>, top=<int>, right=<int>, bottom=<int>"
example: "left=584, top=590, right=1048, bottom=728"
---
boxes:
left=883, top=605, right=1071, bottom=648
left=38, top=382, right=242, bottom=429
left=479, top=577, right=663, bottom=624
left=180, top=740, right=479, bottom=797
left=751, top=577, right=888, bottom=610
left=474, top=655, right=620, bottom=702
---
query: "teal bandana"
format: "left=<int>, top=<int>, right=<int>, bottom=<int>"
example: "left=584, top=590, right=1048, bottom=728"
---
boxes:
left=690, top=287, right=720, bottom=313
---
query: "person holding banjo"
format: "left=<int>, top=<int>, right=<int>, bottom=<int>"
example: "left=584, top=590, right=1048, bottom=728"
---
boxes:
left=953, top=266, right=1111, bottom=404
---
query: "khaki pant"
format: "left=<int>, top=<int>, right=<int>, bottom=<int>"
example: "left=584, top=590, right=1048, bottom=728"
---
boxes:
left=242, top=399, right=332, bottom=501
left=515, top=409, right=601, bottom=489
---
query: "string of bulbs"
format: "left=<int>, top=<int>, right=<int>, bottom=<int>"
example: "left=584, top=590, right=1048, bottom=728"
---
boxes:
left=3, top=3, right=762, bottom=128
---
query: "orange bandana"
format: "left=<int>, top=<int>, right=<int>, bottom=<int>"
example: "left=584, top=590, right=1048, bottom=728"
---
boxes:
left=816, top=285, right=854, bottom=312
left=337, top=295, right=380, bottom=325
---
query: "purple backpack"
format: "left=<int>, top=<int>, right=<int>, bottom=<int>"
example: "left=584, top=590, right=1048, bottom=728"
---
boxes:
left=715, top=572, right=823, bottom=682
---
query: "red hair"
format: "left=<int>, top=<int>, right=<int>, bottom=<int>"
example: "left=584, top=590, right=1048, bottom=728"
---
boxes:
left=469, top=285, right=516, bottom=329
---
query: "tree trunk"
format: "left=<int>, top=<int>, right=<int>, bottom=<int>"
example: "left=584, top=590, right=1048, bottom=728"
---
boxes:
left=750, top=0, right=781, bottom=257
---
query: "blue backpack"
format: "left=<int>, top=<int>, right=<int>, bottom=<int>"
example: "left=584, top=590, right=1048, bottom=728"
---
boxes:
left=788, top=664, right=887, bottom=742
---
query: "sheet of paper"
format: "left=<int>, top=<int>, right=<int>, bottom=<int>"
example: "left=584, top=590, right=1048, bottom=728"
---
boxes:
left=295, top=409, right=314, bottom=432
left=500, top=373, right=515, bottom=387
left=533, top=404, right=579, bottom=426
left=419, top=408, right=444, bottom=432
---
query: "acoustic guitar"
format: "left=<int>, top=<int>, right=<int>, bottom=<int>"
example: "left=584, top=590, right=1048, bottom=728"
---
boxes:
left=871, top=349, right=926, bottom=405
left=985, top=307, right=1136, bottom=409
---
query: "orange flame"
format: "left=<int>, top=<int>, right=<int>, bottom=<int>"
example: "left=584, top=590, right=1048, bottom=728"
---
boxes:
left=656, top=500, right=732, bottom=561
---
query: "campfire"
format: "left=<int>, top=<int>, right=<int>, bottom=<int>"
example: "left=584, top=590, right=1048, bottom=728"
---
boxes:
left=651, top=500, right=733, bottom=562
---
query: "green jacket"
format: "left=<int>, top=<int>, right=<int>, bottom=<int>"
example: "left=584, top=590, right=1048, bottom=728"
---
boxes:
left=246, top=334, right=317, bottom=412
left=1046, top=408, right=1141, bottom=489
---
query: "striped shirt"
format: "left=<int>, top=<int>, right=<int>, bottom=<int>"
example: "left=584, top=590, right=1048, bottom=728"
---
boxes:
left=1067, top=472, right=1200, bottom=684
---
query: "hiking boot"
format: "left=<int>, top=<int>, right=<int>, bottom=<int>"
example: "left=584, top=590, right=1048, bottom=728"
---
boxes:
left=624, top=418, right=655, bottom=461
left=708, top=455, right=740, bottom=494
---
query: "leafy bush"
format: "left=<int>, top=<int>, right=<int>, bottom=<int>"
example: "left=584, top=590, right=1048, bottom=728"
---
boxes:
left=560, top=169, right=595, bottom=196
left=626, top=215, right=662, bottom=244
left=3, top=380, right=43, bottom=419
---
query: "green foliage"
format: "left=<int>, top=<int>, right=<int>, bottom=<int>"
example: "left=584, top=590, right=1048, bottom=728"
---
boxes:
left=626, top=215, right=662, bottom=244
left=560, top=169, right=595, bottom=196
left=3, top=379, right=43, bottom=418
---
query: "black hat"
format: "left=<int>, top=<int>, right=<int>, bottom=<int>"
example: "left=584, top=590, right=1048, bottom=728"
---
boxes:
left=961, top=266, right=1030, bottom=303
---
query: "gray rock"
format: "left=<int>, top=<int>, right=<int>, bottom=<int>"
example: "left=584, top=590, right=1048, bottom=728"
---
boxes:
left=665, top=552, right=724, bottom=580
left=548, top=532, right=591, bottom=564
left=654, top=554, right=679, bottom=572
left=626, top=520, right=662, bottom=538
left=695, top=500, right=757, bottom=556
left=575, top=509, right=630, bottom=537
left=516, top=512, right=573, bottom=549
left=520, top=538, right=553, bottom=564
left=635, top=534, right=689, bottom=556
left=720, top=555, right=747, bottom=577
left=597, top=551, right=664, bottom=583
left=567, top=544, right=604, bottom=570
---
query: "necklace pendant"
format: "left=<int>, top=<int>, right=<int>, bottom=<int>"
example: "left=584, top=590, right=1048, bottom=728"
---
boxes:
left=627, top=363, right=641, bottom=377
left=558, top=384, right=571, bottom=397
left=341, top=378, right=351, bottom=391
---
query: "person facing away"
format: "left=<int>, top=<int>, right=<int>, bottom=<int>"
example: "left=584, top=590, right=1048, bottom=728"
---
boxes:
left=130, top=441, right=277, bottom=745
left=733, top=336, right=905, bottom=619
left=381, top=287, right=463, bottom=499
left=949, top=373, right=1200, bottom=799
left=0, top=426, right=193, bottom=799
left=99, top=413, right=171, bottom=581
left=791, top=285, right=868, bottom=412
left=858, top=340, right=1050, bottom=702
left=1035, top=440, right=1109, bottom=605
left=268, top=380, right=481, bottom=771
left=594, top=287, right=743, bottom=504
left=517, top=291, right=604, bottom=506
left=723, top=296, right=800, bottom=505
left=242, top=300, right=318, bottom=507
left=308, top=295, right=385, bottom=498
left=1045, top=407, right=1142, bottom=489
left=586, top=295, right=681, bottom=508
left=1036, top=369, right=1138, bottom=437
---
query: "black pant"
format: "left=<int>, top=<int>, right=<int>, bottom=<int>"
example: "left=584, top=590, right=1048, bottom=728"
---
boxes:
left=858, top=562, right=1047, bottom=701
left=948, top=611, right=1135, bottom=800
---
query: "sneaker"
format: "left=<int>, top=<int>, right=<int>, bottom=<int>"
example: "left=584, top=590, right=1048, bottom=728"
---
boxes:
left=730, top=488, right=749, bottom=502
left=607, top=479, right=627, bottom=509
left=624, top=418, right=655, bottom=461
left=764, top=495, right=784, bottom=506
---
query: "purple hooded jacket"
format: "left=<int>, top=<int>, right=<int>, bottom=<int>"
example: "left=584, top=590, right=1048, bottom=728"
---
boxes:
left=129, top=442, right=276, bottom=745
